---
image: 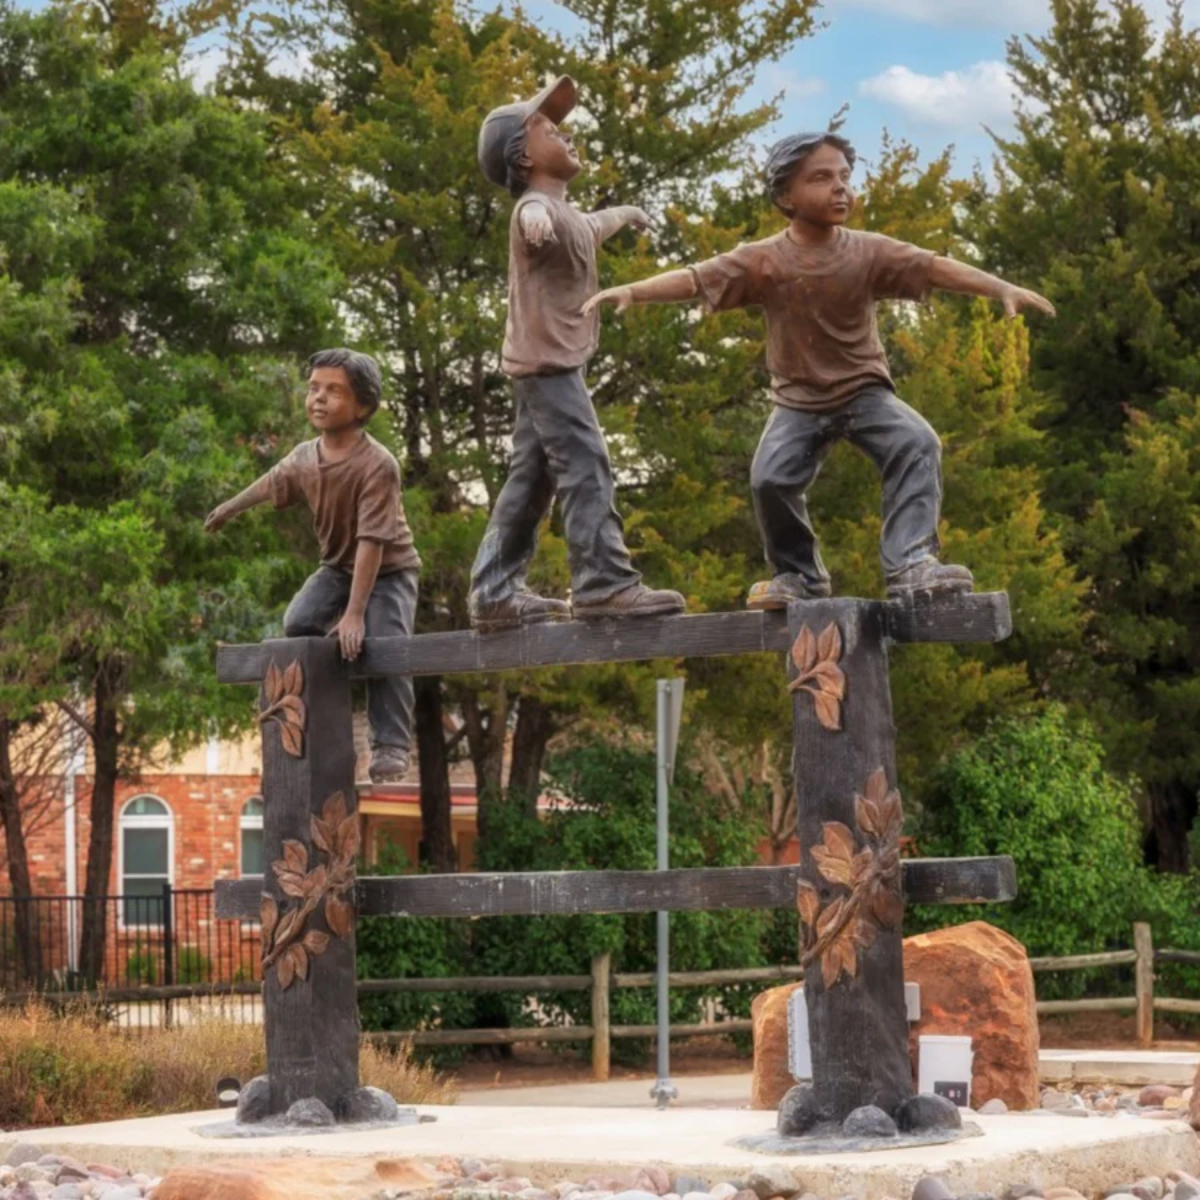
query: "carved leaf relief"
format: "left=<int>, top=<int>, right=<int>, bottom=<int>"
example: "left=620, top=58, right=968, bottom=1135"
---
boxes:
left=259, top=658, right=307, bottom=758
left=788, top=622, right=846, bottom=731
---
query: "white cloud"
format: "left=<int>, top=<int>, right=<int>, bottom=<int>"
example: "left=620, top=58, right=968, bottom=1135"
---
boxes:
left=832, top=0, right=1183, bottom=31
left=762, top=65, right=829, bottom=104
left=858, top=60, right=1018, bottom=129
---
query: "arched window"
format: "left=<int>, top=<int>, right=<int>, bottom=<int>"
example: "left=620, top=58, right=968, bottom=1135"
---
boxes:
left=240, top=797, right=265, bottom=877
left=119, top=795, right=173, bottom=927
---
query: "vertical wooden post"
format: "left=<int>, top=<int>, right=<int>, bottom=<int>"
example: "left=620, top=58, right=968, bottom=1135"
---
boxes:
left=257, top=637, right=359, bottom=1117
left=789, top=599, right=912, bottom=1124
left=1134, top=922, right=1154, bottom=1048
left=591, top=951, right=611, bottom=1081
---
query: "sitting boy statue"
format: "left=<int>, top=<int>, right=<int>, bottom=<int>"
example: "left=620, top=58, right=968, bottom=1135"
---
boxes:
left=470, top=74, right=685, bottom=631
left=205, top=348, right=420, bottom=783
left=584, top=132, right=1056, bottom=607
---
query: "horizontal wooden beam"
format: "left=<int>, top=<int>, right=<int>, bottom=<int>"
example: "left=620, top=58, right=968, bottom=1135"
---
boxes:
left=215, top=856, right=1015, bottom=921
left=215, top=593, right=1011, bottom=683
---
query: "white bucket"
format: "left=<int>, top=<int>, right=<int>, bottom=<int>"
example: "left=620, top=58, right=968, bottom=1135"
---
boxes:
left=918, top=1034, right=973, bottom=1106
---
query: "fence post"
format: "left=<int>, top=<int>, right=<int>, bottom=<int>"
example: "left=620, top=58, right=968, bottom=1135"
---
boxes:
left=1134, top=922, right=1154, bottom=1047
left=161, top=884, right=175, bottom=1030
left=591, top=952, right=611, bottom=1081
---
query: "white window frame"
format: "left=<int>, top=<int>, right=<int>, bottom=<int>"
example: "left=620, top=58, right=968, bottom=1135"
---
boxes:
left=240, top=795, right=265, bottom=878
left=117, top=794, right=174, bottom=931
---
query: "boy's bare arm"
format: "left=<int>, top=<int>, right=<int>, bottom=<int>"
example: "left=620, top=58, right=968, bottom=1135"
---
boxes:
left=204, top=474, right=272, bottom=533
left=587, top=205, right=654, bottom=244
left=930, top=257, right=1056, bottom=318
left=331, top=539, right=384, bottom=661
left=582, top=269, right=698, bottom=315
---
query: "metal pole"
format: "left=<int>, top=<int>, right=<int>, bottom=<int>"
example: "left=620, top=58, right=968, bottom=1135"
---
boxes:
left=650, top=680, right=678, bottom=1109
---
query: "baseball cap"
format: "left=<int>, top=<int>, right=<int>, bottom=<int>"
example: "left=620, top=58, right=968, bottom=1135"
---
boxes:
left=478, top=75, right=578, bottom=189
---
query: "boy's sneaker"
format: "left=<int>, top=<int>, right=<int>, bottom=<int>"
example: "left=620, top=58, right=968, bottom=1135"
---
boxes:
left=572, top=583, right=685, bottom=620
left=746, top=573, right=833, bottom=611
left=469, top=590, right=571, bottom=633
left=886, top=559, right=974, bottom=600
left=369, top=747, right=410, bottom=783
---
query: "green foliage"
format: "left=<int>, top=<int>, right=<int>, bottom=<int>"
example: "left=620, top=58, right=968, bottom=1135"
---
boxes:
left=909, top=707, right=1154, bottom=991
left=470, top=746, right=779, bottom=1057
left=355, top=836, right=476, bottom=1060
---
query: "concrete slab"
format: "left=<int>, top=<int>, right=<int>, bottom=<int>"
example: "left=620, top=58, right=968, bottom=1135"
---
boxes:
left=457, top=1074, right=752, bottom=1109
left=1039, top=1049, right=1200, bottom=1087
left=3, top=1107, right=1197, bottom=1199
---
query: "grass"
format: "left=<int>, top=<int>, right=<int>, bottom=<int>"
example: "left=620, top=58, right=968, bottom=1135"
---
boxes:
left=0, top=998, right=456, bottom=1129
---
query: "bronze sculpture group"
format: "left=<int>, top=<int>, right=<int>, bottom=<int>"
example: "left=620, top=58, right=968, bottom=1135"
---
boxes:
left=205, top=74, right=1055, bottom=785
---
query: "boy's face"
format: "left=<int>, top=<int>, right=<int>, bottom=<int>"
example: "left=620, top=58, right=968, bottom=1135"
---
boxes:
left=781, top=143, right=856, bottom=226
left=523, top=111, right=582, bottom=183
left=306, top=366, right=367, bottom=433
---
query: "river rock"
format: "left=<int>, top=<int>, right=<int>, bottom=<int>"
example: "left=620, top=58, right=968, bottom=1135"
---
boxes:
left=911, top=1177, right=954, bottom=1200
left=285, top=1098, right=334, bottom=1127
left=776, top=1085, right=821, bottom=1137
left=1139, top=1085, right=1179, bottom=1107
left=6, top=1148, right=45, bottom=1170
left=633, top=1168, right=671, bottom=1196
left=235, top=1076, right=272, bottom=1125
left=747, top=1165, right=799, bottom=1199
left=841, top=1105, right=897, bottom=1138
left=896, top=1093, right=962, bottom=1133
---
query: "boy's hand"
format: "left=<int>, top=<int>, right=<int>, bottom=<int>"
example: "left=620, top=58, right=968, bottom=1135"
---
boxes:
left=520, top=202, right=557, bottom=248
left=204, top=503, right=234, bottom=534
left=1000, top=284, right=1056, bottom=319
left=582, top=285, right=634, bottom=317
left=624, top=206, right=654, bottom=232
left=330, top=611, right=366, bottom=661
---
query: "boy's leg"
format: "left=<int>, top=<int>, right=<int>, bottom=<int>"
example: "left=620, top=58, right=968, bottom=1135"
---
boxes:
left=748, top=404, right=836, bottom=608
left=524, top=371, right=682, bottom=617
left=468, top=382, right=570, bottom=630
left=282, top=566, right=351, bottom=635
left=844, top=387, right=972, bottom=595
left=365, top=568, right=419, bottom=782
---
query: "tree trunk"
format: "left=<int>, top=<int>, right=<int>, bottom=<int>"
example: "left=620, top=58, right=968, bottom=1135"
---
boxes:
left=80, top=665, right=121, bottom=985
left=462, top=685, right=507, bottom=845
left=1145, top=779, right=1196, bottom=873
left=0, top=714, right=42, bottom=984
left=414, top=674, right=457, bottom=872
left=508, top=694, right=553, bottom=817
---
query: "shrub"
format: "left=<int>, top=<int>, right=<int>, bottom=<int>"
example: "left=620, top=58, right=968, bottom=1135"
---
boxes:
left=909, top=706, right=1156, bottom=996
left=0, top=1001, right=454, bottom=1129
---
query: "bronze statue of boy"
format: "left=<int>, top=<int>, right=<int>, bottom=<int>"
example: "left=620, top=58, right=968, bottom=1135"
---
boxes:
left=585, top=132, right=1056, bottom=606
left=470, top=75, right=685, bottom=631
left=205, top=349, right=420, bottom=783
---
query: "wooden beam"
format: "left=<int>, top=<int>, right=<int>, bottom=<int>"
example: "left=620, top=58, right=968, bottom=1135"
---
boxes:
left=215, top=857, right=1015, bottom=921
left=215, top=594, right=1011, bottom=684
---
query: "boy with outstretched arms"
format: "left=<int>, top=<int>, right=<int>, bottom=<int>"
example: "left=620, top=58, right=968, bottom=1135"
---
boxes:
left=469, top=74, right=685, bottom=631
left=584, top=133, right=1055, bottom=607
left=204, top=348, right=420, bottom=783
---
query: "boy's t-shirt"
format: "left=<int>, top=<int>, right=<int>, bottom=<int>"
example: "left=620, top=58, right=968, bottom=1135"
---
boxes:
left=269, top=433, right=421, bottom=575
left=689, top=227, right=936, bottom=412
left=502, top=191, right=605, bottom=379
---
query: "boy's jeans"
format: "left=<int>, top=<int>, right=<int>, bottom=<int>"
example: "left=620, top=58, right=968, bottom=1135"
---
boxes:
left=751, top=386, right=943, bottom=586
left=283, top=566, right=418, bottom=753
left=469, top=369, right=641, bottom=608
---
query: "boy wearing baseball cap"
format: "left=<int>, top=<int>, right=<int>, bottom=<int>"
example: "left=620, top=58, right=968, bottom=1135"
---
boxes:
left=470, top=75, right=685, bottom=631
left=584, top=132, right=1056, bottom=607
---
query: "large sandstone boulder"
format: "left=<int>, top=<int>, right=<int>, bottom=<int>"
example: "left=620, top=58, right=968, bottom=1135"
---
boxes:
left=751, top=981, right=803, bottom=1109
left=154, top=1157, right=436, bottom=1200
left=903, top=920, right=1039, bottom=1110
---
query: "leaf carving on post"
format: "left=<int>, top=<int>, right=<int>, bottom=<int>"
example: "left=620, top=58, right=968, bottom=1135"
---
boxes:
left=259, top=658, right=307, bottom=758
left=798, top=766, right=906, bottom=991
left=788, top=622, right=846, bottom=731
left=262, top=791, right=359, bottom=989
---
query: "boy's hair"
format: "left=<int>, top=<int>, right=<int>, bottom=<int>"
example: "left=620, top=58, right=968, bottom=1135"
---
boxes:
left=307, top=348, right=383, bottom=420
left=503, top=123, right=532, bottom=198
left=765, top=132, right=857, bottom=216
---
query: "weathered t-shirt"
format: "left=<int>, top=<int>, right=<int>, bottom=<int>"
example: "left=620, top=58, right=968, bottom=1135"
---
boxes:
left=502, top=191, right=605, bottom=378
left=689, top=227, right=936, bottom=411
left=269, top=433, right=421, bottom=574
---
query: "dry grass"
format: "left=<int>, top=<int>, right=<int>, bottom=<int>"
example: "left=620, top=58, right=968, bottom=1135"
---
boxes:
left=0, top=999, right=455, bottom=1130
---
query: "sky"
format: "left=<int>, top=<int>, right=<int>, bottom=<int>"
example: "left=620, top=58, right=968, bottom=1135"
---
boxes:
left=524, top=0, right=1196, bottom=180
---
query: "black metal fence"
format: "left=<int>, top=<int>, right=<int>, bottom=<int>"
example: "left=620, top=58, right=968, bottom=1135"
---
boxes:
left=0, top=887, right=263, bottom=1030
